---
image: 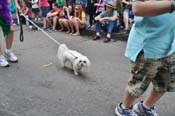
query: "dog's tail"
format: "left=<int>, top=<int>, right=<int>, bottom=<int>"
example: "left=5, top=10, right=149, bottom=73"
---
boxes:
left=57, top=44, right=69, bottom=60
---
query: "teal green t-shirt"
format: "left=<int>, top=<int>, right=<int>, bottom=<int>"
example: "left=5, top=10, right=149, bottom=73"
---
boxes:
left=125, top=2, right=175, bottom=62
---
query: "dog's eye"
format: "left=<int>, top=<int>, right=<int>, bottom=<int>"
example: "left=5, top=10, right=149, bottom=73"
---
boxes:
left=83, top=61, right=86, bottom=63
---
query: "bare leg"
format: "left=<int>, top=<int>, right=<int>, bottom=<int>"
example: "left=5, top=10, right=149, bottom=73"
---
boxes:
left=5, top=25, right=14, bottom=50
left=52, top=16, right=58, bottom=30
left=43, top=17, right=47, bottom=28
left=62, top=19, right=70, bottom=33
left=46, top=17, right=52, bottom=28
left=59, top=19, right=64, bottom=31
left=122, top=87, right=137, bottom=108
left=36, top=12, right=41, bottom=19
left=72, top=20, right=80, bottom=36
left=68, top=20, right=74, bottom=34
left=143, top=89, right=164, bottom=108
left=123, top=12, right=129, bottom=30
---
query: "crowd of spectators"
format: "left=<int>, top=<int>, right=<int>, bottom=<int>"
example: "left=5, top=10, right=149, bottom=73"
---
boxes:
left=10, top=0, right=134, bottom=43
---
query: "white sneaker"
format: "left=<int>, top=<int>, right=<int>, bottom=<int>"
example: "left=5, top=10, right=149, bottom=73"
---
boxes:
left=0, top=55, right=9, bottom=67
left=4, top=51, right=18, bottom=63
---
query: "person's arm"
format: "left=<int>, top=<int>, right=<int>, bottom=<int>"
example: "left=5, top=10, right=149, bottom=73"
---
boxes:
left=95, top=15, right=101, bottom=21
left=95, top=12, right=105, bottom=22
left=23, top=7, right=29, bottom=15
left=47, top=12, right=58, bottom=17
left=122, top=0, right=132, bottom=5
left=13, top=0, right=21, bottom=10
left=132, top=0, right=175, bottom=16
left=104, top=15, right=118, bottom=21
left=65, top=7, right=71, bottom=18
left=94, top=3, right=105, bottom=7
left=103, top=11, right=118, bottom=21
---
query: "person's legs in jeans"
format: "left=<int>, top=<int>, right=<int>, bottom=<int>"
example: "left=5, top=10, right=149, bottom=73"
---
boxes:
left=103, top=21, right=117, bottom=43
left=95, top=21, right=102, bottom=37
left=106, top=21, right=117, bottom=38
left=89, top=12, right=93, bottom=27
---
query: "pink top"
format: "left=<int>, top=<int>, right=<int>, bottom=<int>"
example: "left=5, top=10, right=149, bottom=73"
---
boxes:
left=39, top=0, right=49, bottom=7
left=96, top=0, right=106, bottom=13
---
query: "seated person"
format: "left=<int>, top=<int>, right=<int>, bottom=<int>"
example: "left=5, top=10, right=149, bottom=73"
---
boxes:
left=68, top=4, right=86, bottom=36
left=58, top=5, right=74, bottom=33
left=122, top=0, right=134, bottom=31
left=46, top=2, right=61, bottom=31
left=20, top=1, right=32, bottom=28
left=94, top=0, right=119, bottom=43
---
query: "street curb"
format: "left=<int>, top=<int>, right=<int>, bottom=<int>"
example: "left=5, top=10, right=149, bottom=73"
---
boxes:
left=81, top=28, right=129, bottom=41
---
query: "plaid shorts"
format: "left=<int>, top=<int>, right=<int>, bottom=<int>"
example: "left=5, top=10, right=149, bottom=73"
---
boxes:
left=128, top=51, right=175, bottom=97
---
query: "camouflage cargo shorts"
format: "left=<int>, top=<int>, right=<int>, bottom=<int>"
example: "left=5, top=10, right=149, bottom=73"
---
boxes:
left=128, top=51, right=175, bottom=97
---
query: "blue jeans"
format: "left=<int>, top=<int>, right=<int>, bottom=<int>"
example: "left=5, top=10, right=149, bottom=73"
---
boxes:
left=95, top=21, right=117, bottom=33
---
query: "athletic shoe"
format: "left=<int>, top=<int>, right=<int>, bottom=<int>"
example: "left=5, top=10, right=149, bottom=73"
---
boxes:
left=4, top=51, right=18, bottom=63
left=133, top=101, right=158, bottom=116
left=0, top=55, right=9, bottom=67
left=115, top=103, right=134, bottom=116
left=93, top=35, right=101, bottom=40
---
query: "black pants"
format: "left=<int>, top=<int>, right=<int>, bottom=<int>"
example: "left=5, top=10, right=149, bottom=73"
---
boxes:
left=87, top=1, right=96, bottom=26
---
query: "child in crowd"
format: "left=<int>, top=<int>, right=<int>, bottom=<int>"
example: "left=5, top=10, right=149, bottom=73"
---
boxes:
left=69, top=4, right=86, bottom=36
left=20, top=1, right=33, bottom=28
left=39, top=0, right=50, bottom=30
left=30, top=0, right=41, bottom=21
left=59, top=5, right=74, bottom=33
left=46, top=2, right=61, bottom=32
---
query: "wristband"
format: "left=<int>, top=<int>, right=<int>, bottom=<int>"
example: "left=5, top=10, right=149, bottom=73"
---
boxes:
left=170, top=0, right=175, bottom=13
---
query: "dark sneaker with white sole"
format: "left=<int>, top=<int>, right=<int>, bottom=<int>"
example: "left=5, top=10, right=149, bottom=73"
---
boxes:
left=115, top=103, right=134, bottom=116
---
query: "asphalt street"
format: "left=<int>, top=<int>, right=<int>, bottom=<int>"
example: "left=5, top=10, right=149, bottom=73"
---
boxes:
left=0, top=27, right=174, bottom=116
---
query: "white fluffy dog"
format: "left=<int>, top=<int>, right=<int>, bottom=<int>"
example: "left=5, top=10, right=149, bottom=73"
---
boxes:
left=57, top=44, right=90, bottom=75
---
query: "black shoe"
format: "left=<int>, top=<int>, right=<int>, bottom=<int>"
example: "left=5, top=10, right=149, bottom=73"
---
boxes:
left=104, top=38, right=111, bottom=43
left=93, top=35, right=101, bottom=40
